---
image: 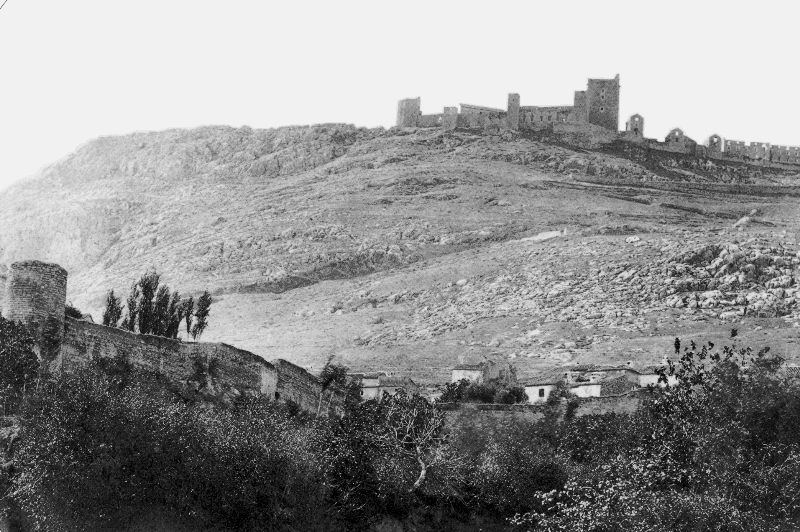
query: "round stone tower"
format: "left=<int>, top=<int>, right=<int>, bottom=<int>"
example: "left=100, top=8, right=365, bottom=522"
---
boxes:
left=3, top=260, right=68, bottom=362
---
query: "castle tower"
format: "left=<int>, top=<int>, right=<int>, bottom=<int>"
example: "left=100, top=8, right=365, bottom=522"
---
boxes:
left=3, top=260, right=68, bottom=362
left=396, top=97, right=421, bottom=127
left=625, top=114, right=644, bottom=138
left=507, top=93, right=520, bottom=130
left=586, top=74, right=620, bottom=131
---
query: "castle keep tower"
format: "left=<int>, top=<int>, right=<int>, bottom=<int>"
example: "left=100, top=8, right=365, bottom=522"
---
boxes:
left=3, top=260, right=68, bottom=362
left=586, top=74, right=620, bottom=131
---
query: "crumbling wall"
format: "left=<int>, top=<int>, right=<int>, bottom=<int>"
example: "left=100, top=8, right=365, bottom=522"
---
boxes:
left=771, top=145, right=800, bottom=164
left=707, top=134, right=723, bottom=154
left=625, top=114, right=644, bottom=139
left=396, top=98, right=420, bottom=127
left=660, top=128, right=697, bottom=154
left=417, top=113, right=443, bottom=128
left=748, top=142, right=770, bottom=161
left=724, top=139, right=746, bottom=158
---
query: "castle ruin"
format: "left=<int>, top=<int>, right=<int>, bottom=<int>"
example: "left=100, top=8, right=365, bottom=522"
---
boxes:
left=396, top=75, right=800, bottom=169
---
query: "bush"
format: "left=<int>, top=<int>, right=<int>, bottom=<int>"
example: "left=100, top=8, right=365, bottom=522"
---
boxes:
left=11, top=367, right=335, bottom=531
left=0, top=317, right=39, bottom=415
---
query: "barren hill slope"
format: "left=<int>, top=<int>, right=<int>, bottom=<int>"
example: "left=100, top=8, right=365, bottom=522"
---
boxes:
left=2, top=124, right=799, bottom=383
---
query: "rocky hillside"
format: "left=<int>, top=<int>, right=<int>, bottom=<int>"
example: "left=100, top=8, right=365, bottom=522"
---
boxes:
left=2, top=124, right=799, bottom=383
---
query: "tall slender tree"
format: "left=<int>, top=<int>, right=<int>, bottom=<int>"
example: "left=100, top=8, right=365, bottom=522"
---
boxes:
left=166, top=291, right=183, bottom=339
left=182, top=296, right=194, bottom=335
left=152, top=285, right=171, bottom=337
left=137, top=271, right=160, bottom=335
left=101, top=290, right=124, bottom=327
left=122, top=283, right=140, bottom=332
left=190, top=291, right=212, bottom=340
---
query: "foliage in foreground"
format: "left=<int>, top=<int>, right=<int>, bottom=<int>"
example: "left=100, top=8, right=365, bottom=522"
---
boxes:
left=3, top=332, right=800, bottom=531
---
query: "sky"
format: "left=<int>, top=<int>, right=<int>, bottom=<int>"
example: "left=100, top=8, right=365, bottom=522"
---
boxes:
left=1, top=0, right=799, bottom=191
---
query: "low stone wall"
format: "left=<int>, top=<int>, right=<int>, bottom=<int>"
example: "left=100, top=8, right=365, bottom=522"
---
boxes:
left=441, top=392, right=646, bottom=436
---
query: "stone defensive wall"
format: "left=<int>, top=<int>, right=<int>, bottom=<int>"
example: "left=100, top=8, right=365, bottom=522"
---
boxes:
left=1, top=260, right=343, bottom=414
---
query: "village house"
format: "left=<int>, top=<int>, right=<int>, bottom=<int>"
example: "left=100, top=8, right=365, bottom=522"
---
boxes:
left=352, top=372, right=419, bottom=401
left=524, top=363, right=676, bottom=404
left=451, top=359, right=513, bottom=384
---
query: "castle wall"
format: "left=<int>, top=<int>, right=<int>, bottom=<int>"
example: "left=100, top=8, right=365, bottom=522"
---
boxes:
left=4, top=261, right=68, bottom=363
left=520, top=106, right=573, bottom=129
left=725, top=139, right=746, bottom=158
left=573, top=91, right=588, bottom=123
left=771, top=145, right=800, bottom=164
left=59, top=318, right=278, bottom=400
left=418, top=113, right=443, bottom=128
left=272, top=358, right=329, bottom=414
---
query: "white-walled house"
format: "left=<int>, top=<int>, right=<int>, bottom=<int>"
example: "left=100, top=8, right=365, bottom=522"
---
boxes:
left=525, top=373, right=560, bottom=403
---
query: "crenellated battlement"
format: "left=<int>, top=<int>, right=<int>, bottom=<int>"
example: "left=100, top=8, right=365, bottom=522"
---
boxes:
left=396, top=74, right=800, bottom=169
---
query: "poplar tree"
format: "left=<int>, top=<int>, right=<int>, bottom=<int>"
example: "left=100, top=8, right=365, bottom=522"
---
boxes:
left=190, top=292, right=212, bottom=340
left=101, top=290, right=124, bottom=327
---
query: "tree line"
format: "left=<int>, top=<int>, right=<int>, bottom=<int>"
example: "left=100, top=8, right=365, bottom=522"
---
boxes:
left=101, top=270, right=212, bottom=340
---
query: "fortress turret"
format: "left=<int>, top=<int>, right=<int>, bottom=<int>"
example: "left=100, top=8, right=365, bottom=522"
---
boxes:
left=2, top=260, right=67, bottom=362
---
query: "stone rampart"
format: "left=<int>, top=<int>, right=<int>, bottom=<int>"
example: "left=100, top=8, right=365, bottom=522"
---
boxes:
left=60, top=317, right=278, bottom=400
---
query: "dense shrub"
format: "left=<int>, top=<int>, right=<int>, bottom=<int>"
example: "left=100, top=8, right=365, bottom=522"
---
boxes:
left=438, top=378, right=528, bottom=404
left=10, top=366, right=333, bottom=531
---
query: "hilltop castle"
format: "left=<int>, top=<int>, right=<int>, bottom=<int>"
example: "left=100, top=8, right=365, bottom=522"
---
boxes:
left=397, top=75, right=800, bottom=168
